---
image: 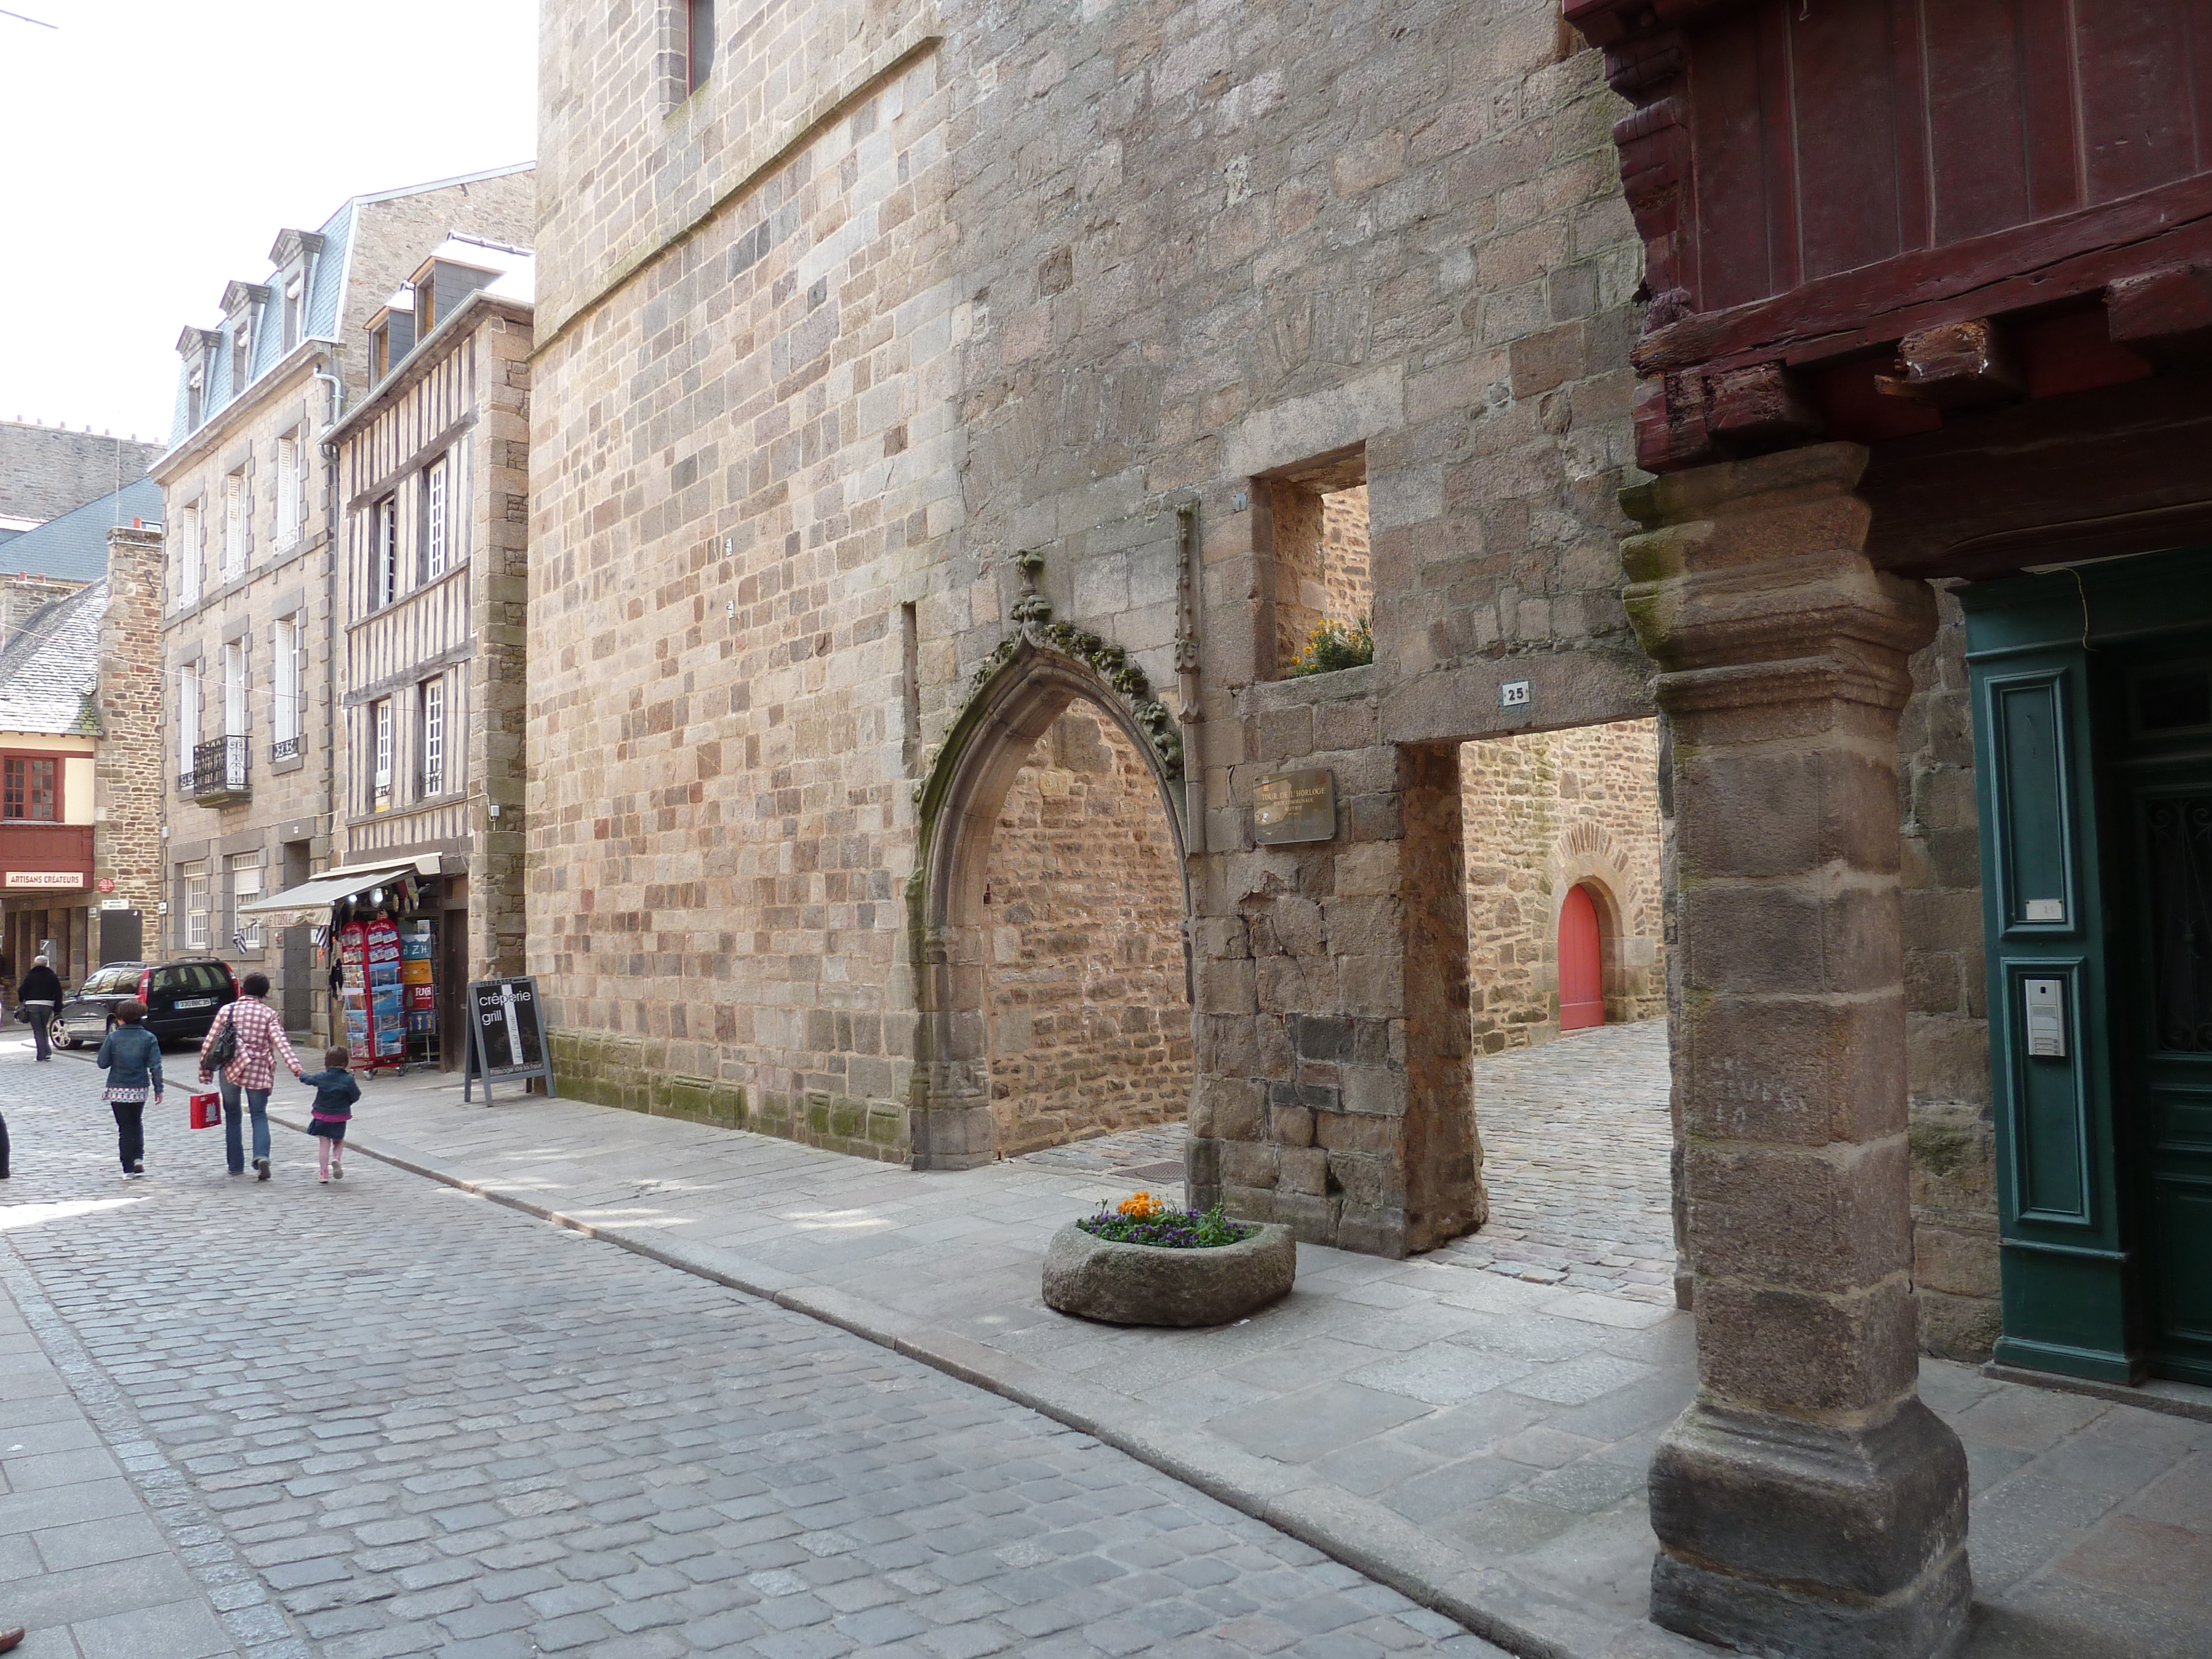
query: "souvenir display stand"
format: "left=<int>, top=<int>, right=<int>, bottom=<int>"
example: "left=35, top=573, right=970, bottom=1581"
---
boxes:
left=327, top=875, right=442, bottom=1074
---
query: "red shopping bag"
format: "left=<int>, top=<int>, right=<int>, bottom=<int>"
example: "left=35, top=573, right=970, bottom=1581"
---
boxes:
left=189, top=1093, right=222, bottom=1130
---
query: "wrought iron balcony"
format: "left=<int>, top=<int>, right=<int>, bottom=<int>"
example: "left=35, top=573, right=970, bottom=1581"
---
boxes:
left=271, top=735, right=301, bottom=761
left=191, top=737, right=250, bottom=804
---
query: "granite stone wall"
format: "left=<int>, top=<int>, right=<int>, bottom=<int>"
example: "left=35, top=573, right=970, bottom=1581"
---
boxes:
left=1900, top=597, right=1999, bottom=1360
left=983, top=705, right=1192, bottom=1154
left=0, top=421, right=160, bottom=525
left=529, top=0, right=2001, bottom=1328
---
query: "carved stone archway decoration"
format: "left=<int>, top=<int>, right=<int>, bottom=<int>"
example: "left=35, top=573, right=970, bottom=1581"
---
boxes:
left=903, top=552, right=1193, bottom=1170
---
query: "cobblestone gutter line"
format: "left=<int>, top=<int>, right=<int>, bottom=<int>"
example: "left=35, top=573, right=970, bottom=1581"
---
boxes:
left=263, top=1103, right=1670, bottom=1659
left=0, top=1248, right=310, bottom=1659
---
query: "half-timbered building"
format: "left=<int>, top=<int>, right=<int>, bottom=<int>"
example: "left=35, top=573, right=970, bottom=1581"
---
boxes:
left=153, top=169, right=534, bottom=1041
left=320, top=236, right=533, bottom=1067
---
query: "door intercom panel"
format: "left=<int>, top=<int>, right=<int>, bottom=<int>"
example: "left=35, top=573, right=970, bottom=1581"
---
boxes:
left=2023, top=978, right=2067, bottom=1059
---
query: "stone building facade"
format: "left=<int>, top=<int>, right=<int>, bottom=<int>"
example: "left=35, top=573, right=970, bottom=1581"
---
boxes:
left=323, top=238, right=535, bottom=1062
left=0, top=420, right=161, bottom=532
left=0, top=526, right=165, bottom=984
left=154, top=168, right=533, bottom=1036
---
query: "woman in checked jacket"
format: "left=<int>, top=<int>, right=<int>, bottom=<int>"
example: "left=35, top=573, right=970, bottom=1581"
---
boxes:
left=199, top=972, right=305, bottom=1180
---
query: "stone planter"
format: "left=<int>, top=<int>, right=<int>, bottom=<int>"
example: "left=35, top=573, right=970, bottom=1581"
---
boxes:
left=1041, top=1220, right=1297, bottom=1327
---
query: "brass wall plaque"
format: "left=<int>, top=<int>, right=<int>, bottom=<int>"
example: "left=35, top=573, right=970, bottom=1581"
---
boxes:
left=1253, top=768, right=1337, bottom=846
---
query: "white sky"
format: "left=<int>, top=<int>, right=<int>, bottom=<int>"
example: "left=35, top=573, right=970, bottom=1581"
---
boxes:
left=0, top=1, right=537, bottom=445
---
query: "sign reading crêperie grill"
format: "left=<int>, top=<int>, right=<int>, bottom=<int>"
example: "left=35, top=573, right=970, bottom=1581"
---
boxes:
left=1253, top=768, right=1337, bottom=846
left=4, top=872, right=86, bottom=890
left=463, top=975, right=559, bottom=1104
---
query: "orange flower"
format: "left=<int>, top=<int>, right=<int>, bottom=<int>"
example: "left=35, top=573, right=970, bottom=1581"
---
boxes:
left=1118, top=1191, right=1162, bottom=1218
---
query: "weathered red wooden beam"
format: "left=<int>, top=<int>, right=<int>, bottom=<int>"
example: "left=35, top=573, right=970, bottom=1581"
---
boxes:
left=1563, top=0, right=1751, bottom=49
left=1632, top=173, right=2212, bottom=379
left=1875, top=321, right=2026, bottom=410
left=2106, top=263, right=2212, bottom=361
left=1707, top=362, right=1824, bottom=447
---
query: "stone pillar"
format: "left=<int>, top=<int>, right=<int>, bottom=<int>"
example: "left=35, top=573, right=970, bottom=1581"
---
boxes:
left=96, top=526, right=167, bottom=945
left=1401, top=743, right=1485, bottom=1250
left=1620, top=445, right=1969, bottom=1658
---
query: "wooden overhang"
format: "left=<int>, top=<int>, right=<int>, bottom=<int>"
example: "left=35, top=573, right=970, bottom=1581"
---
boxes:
left=1569, top=0, right=2212, bottom=576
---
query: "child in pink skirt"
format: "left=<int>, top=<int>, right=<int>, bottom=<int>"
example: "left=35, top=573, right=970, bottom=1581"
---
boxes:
left=299, top=1045, right=361, bottom=1184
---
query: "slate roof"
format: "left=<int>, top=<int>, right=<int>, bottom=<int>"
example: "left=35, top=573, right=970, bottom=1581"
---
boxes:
left=167, top=163, right=533, bottom=447
left=0, top=577, right=106, bottom=737
left=0, top=477, right=162, bottom=583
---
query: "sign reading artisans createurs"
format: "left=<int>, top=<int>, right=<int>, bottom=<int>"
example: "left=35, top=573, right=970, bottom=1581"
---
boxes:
left=4, top=871, right=86, bottom=890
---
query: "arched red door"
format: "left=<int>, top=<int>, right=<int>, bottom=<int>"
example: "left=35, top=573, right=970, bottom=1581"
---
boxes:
left=1558, top=883, right=1605, bottom=1031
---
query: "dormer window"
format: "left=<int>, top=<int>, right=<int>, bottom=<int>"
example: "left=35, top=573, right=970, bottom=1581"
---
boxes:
left=187, top=368, right=204, bottom=429
left=231, top=320, right=252, bottom=392
left=266, top=228, right=324, bottom=356
left=367, top=288, right=416, bottom=383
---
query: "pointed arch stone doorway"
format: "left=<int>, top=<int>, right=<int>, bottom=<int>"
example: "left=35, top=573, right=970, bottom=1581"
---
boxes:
left=909, top=642, right=1194, bottom=1171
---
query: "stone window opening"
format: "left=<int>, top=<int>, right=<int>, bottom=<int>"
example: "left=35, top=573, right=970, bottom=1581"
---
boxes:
left=1257, top=445, right=1371, bottom=679
left=978, top=702, right=1193, bottom=1157
left=682, top=1, right=715, bottom=98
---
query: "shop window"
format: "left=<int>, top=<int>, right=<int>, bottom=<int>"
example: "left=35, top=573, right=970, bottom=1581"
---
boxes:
left=181, top=863, right=210, bottom=951
left=1259, top=445, right=1371, bottom=678
left=229, top=850, right=266, bottom=952
left=2, top=755, right=58, bottom=821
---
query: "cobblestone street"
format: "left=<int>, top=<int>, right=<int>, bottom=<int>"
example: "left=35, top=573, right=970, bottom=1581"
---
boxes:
left=0, top=1045, right=1501, bottom=1659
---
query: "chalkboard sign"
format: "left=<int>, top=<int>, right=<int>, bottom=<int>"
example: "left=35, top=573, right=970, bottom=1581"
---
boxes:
left=463, top=976, right=558, bottom=1104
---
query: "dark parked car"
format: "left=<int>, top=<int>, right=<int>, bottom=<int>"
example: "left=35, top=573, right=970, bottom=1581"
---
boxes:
left=55, top=959, right=238, bottom=1050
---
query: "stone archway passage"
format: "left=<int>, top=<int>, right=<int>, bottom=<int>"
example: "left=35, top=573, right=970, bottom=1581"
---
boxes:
left=981, top=705, right=1193, bottom=1155
left=1558, top=883, right=1605, bottom=1031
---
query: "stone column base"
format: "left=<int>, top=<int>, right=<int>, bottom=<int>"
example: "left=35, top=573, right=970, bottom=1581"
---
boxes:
left=1650, top=1400, right=1970, bottom=1659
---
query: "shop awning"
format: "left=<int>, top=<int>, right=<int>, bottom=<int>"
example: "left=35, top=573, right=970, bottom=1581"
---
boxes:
left=237, top=857, right=442, bottom=926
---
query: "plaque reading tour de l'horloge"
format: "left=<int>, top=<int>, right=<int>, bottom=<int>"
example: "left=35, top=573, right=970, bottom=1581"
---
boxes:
left=464, top=976, right=559, bottom=1104
left=1253, top=768, right=1338, bottom=846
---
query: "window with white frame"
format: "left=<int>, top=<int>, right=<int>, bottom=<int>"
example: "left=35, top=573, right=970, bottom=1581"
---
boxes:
left=180, top=862, right=210, bottom=951
left=419, top=676, right=445, bottom=797
left=423, top=453, right=450, bottom=580
left=372, top=698, right=393, bottom=812
left=222, top=468, right=246, bottom=580
left=228, top=849, right=266, bottom=951
left=274, top=615, right=302, bottom=756
left=374, top=495, right=398, bottom=607
left=176, top=502, right=201, bottom=607
left=276, top=434, right=302, bottom=549
left=177, top=665, right=201, bottom=781
left=223, top=638, right=247, bottom=738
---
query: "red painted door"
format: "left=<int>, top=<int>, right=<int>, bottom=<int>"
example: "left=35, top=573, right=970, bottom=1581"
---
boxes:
left=1558, top=884, right=1605, bottom=1031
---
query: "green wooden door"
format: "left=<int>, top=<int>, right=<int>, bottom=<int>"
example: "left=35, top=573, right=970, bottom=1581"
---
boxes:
left=2119, top=649, right=2212, bottom=1384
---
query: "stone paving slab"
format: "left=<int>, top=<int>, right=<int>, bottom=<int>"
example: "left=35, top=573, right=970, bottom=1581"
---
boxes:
left=0, top=1245, right=248, bottom=1659
left=0, top=1045, right=1505, bottom=1659
left=107, top=1031, right=2199, bottom=1659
